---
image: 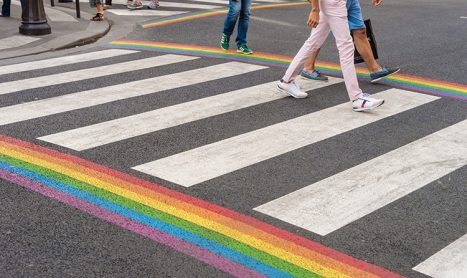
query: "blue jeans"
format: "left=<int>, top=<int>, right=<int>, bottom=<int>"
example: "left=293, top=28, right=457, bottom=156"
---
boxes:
left=2, top=0, right=25, bottom=17
left=222, top=0, right=251, bottom=47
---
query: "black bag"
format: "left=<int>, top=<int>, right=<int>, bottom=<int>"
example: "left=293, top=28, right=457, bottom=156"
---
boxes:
left=353, top=19, right=379, bottom=64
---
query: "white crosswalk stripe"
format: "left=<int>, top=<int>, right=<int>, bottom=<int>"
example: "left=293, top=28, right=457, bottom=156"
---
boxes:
left=0, top=49, right=465, bottom=276
left=413, top=233, right=467, bottom=277
left=254, top=119, right=467, bottom=235
left=132, top=89, right=438, bottom=187
left=0, top=49, right=137, bottom=75
left=0, top=59, right=265, bottom=125
left=144, top=1, right=220, bottom=9
left=38, top=77, right=343, bottom=150
left=0, top=54, right=197, bottom=96
left=106, top=9, right=189, bottom=16
left=84, top=0, right=289, bottom=19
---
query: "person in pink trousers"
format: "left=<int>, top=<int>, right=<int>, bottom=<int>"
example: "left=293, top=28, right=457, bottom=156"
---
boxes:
left=277, top=0, right=385, bottom=112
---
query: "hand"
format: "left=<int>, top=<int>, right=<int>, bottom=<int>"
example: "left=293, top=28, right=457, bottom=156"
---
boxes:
left=372, top=0, right=382, bottom=6
left=307, top=10, right=319, bottom=28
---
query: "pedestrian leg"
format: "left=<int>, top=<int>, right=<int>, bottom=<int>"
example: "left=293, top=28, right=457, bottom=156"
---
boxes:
left=282, top=14, right=331, bottom=83
left=327, top=14, right=363, bottom=101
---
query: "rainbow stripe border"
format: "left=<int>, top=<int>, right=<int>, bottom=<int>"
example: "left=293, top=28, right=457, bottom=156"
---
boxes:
left=109, top=40, right=467, bottom=101
left=0, top=135, right=403, bottom=277
left=142, top=2, right=309, bottom=28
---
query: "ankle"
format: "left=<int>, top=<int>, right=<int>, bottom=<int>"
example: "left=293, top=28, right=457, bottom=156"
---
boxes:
left=370, top=66, right=383, bottom=73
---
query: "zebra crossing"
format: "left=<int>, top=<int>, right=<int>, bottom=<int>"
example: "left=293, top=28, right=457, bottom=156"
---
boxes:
left=105, top=0, right=289, bottom=17
left=0, top=48, right=466, bottom=277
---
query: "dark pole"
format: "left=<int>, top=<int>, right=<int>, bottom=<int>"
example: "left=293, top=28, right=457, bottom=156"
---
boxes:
left=19, top=0, right=52, bottom=36
left=75, top=0, right=80, bottom=19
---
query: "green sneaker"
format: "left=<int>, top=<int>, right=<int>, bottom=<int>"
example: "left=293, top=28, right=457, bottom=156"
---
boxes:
left=220, top=34, right=229, bottom=50
left=237, top=45, right=253, bottom=55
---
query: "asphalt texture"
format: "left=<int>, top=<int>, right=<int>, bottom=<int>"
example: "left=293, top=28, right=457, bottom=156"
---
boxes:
left=0, top=0, right=466, bottom=277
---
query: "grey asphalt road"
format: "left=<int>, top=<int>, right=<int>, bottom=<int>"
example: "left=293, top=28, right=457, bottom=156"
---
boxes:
left=0, top=0, right=466, bottom=277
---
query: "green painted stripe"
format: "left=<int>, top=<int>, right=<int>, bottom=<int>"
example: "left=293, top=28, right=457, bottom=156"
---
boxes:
left=0, top=154, right=321, bottom=278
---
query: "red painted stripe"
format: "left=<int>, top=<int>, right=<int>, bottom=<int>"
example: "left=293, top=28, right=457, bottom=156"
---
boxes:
left=0, top=135, right=403, bottom=277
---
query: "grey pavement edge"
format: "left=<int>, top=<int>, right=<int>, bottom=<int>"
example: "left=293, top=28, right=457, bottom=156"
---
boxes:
left=0, top=3, right=110, bottom=60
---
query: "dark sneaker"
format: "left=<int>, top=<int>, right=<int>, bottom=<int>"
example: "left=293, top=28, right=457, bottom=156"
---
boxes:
left=300, top=69, right=329, bottom=81
left=220, top=34, right=229, bottom=50
left=370, top=67, right=400, bottom=83
left=237, top=45, right=253, bottom=55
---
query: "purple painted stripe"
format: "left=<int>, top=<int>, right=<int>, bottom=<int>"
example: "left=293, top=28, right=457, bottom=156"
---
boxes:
left=0, top=169, right=264, bottom=278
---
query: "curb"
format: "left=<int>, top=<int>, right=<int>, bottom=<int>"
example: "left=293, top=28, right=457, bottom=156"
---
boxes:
left=0, top=20, right=111, bottom=61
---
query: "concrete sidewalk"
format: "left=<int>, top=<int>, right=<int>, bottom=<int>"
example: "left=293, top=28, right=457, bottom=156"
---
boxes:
left=0, top=0, right=110, bottom=60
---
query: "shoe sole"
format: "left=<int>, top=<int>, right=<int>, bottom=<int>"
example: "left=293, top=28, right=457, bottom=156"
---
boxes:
left=300, top=75, right=329, bottom=82
left=276, top=85, right=308, bottom=99
left=353, top=100, right=385, bottom=112
left=370, top=68, right=401, bottom=83
left=236, top=50, right=253, bottom=55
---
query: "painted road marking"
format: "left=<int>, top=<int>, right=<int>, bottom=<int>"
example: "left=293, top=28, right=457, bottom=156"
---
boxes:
left=0, top=135, right=403, bottom=278
left=106, top=10, right=189, bottom=17
left=191, top=0, right=285, bottom=4
left=0, top=35, right=41, bottom=51
left=255, top=119, right=467, bottom=235
left=251, top=15, right=299, bottom=27
left=109, top=40, right=467, bottom=101
left=39, top=77, right=342, bottom=151
left=146, top=1, right=220, bottom=9
left=0, top=49, right=137, bottom=75
left=0, top=62, right=265, bottom=126
left=413, top=233, right=467, bottom=277
left=0, top=54, right=195, bottom=96
left=132, top=89, right=439, bottom=187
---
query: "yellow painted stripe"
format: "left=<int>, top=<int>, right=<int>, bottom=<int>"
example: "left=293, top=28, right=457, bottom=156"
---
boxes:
left=0, top=146, right=353, bottom=278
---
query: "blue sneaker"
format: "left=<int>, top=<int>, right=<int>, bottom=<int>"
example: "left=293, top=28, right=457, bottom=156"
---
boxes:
left=300, top=69, right=329, bottom=81
left=370, top=67, right=400, bottom=83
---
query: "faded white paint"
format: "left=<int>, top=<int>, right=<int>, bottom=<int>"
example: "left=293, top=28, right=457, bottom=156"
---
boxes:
left=413, top=233, right=467, bottom=278
left=0, top=61, right=265, bottom=125
left=0, top=49, right=137, bottom=75
left=255, top=119, right=467, bottom=235
left=39, top=77, right=342, bottom=150
left=0, top=54, right=195, bottom=96
left=133, top=89, right=439, bottom=187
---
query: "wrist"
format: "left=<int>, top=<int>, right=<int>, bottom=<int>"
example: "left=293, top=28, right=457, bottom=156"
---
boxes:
left=311, top=9, right=319, bottom=13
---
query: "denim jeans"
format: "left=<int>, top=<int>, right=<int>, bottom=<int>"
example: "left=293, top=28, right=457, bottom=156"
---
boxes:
left=222, top=0, right=251, bottom=47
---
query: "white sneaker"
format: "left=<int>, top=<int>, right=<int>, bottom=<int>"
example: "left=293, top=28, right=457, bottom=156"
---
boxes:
left=277, top=80, right=308, bottom=99
left=352, top=93, right=385, bottom=112
left=148, top=0, right=159, bottom=9
left=128, top=2, right=143, bottom=9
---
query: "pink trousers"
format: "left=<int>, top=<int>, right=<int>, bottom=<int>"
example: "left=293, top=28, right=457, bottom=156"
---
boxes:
left=282, top=0, right=363, bottom=101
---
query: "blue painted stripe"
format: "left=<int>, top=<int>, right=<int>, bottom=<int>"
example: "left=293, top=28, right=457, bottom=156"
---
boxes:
left=0, top=161, right=292, bottom=278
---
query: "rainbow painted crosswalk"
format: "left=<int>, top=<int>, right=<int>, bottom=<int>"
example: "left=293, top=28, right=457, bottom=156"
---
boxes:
left=0, top=135, right=403, bottom=277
